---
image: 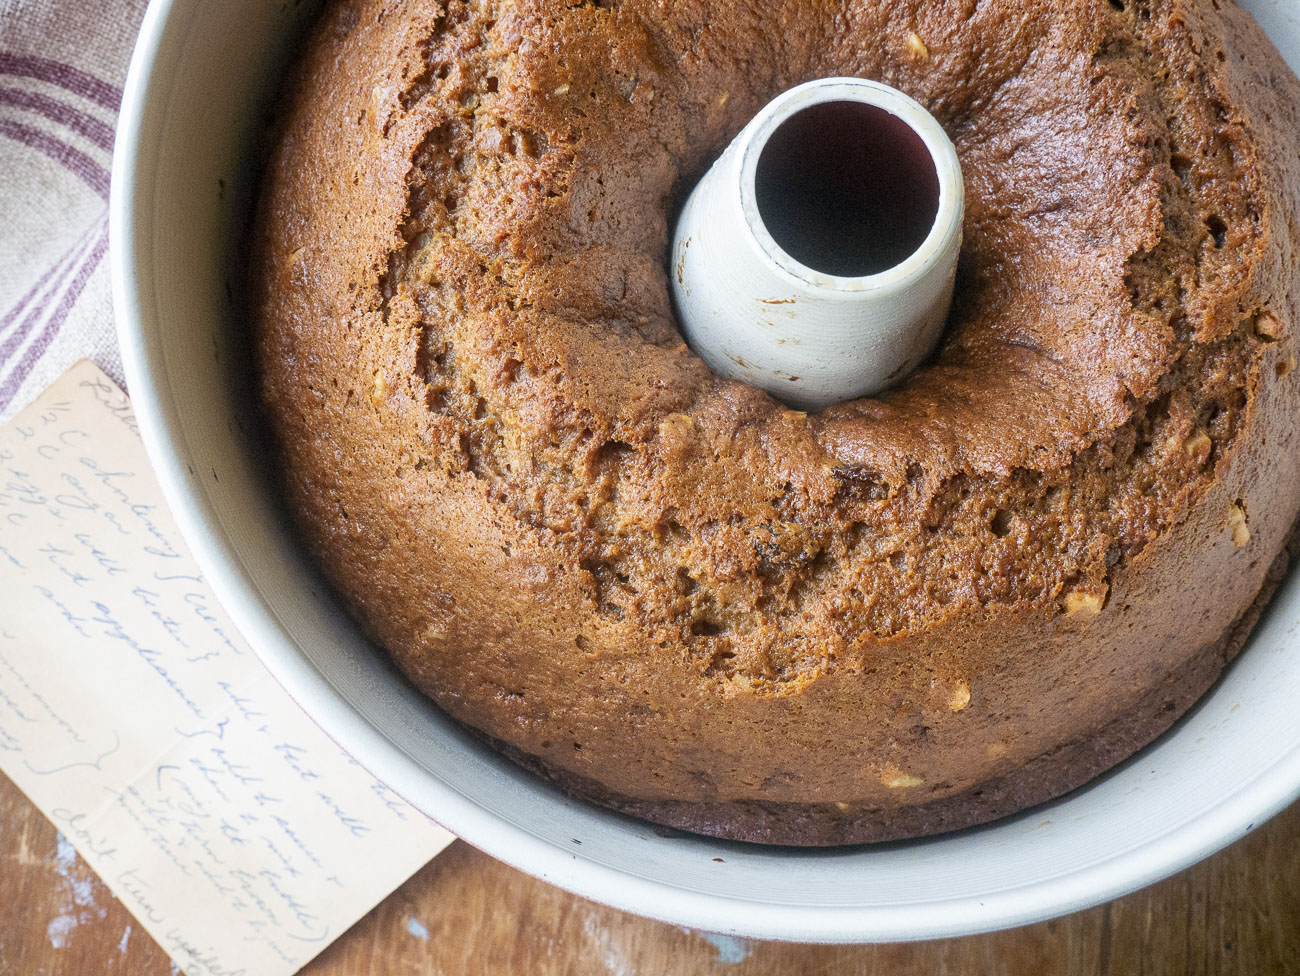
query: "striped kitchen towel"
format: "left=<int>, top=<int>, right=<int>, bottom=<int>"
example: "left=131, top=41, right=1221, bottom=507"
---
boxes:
left=0, top=0, right=147, bottom=424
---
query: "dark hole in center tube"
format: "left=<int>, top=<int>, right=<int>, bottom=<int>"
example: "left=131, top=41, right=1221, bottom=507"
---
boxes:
left=754, top=100, right=941, bottom=277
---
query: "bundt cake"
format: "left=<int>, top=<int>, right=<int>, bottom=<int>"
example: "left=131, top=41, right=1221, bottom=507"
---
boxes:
left=253, top=0, right=1300, bottom=844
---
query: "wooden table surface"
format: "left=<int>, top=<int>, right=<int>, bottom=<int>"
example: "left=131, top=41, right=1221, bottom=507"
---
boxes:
left=3, top=772, right=1299, bottom=975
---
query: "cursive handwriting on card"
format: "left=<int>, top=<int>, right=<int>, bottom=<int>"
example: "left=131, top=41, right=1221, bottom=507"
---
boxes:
left=0, top=361, right=452, bottom=976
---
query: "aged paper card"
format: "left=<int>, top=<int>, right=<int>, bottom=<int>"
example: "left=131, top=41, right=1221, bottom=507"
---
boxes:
left=0, top=361, right=453, bottom=976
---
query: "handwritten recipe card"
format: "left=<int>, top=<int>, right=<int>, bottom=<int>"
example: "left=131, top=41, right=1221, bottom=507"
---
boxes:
left=0, top=361, right=453, bottom=976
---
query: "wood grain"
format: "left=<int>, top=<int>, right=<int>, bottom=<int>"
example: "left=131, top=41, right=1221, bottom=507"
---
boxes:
left=2, top=769, right=1297, bottom=975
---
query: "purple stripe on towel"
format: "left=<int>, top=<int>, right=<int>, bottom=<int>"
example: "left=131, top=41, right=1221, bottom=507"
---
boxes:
left=0, top=228, right=93, bottom=364
left=0, top=225, right=109, bottom=411
left=0, top=53, right=121, bottom=112
left=0, top=117, right=109, bottom=199
left=0, top=87, right=115, bottom=152
left=1, top=218, right=104, bottom=338
left=0, top=249, right=73, bottom=336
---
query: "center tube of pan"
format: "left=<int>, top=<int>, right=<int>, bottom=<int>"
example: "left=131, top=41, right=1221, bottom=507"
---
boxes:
left=671, top=78, right=964, bottom=412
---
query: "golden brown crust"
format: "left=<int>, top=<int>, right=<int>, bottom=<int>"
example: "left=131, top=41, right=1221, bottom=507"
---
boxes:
left=253, top=0, right=1300, bottom=843
left=502, top=524, right=1300, bottom=844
